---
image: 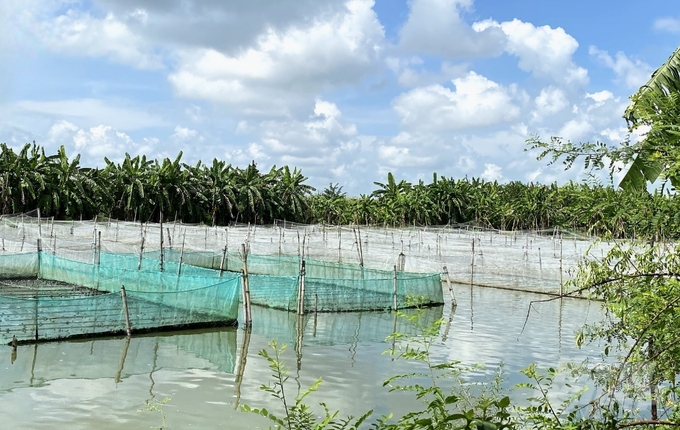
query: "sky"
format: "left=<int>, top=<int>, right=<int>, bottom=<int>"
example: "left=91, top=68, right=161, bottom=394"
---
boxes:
left=1, top=0, right=679, bottom=196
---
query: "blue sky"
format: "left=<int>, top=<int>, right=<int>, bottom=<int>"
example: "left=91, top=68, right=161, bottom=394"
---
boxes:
left=1, top=0, right=679, bottom=195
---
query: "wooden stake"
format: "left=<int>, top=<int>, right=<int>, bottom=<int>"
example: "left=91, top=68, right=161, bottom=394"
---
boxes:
left=177, top=229, right=186, bottom=276
left=37, top=208, right=42, bottom=239
left=120, top=286, right=132, bottom=336
left=138, top=236, right=145, bottom=271
left=297, top=260, right=306, bottom=315
left=357, top=225, right=364, bottom=267
left=219, top=245, right=227, bottom=278
left=443, top=265, right=456, bottom=306
left=470, top=238, right=475, bottom=286
left=393, top=265, right=398, bottom=311
left=559, top=235, right=563, bottom=295
left=97, top=231, right=101, bottom=265
left=159, top=210, right=164, bottom=272
left=241, top=244, right=252, bottom=327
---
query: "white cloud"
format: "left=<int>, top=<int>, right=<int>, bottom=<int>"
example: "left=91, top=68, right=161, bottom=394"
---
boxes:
left=168, top=0, right=384, bottom=115
left=559, top=119, right=593, bottom=141
left=386, top=56, right=469, bottom=87
left=171, top=125, right=198, bottom=140
left=475, top=19, right=588, bottom=86
left=226, top=99, right=364, bottom=187
left=532, top=86, right=568, bottom=121
left=398, top=0, right=506, bottom=57
left=392, top=71, right=520, bottom=131
left=585, top=90, right=614, bottom=103
left=589, top=47, right=653, bottom=89
left=15, top=99, right=166, bottom=131
left=457, top=155, right=476, bottom=172
left=480, top=163, right=503, bottom=181
left=35, top=9, right=163, bottom=69
left=45, top=121, right=154, bottom=163
left=654, top=17, right=680, bottom=33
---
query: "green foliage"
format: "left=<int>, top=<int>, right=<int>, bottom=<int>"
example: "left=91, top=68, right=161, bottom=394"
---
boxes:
left=528, top=45, right=680, bottom=192
left=382, top=303, right=518, bottom=430
left=241, top=339, right=376, bottom=430
left=5, top=142, right=680, bottom=240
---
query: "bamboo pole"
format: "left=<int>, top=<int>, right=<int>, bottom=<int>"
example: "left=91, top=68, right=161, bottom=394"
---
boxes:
left=470, top=238, right=475, bottom=286
left=37, top=208, right=42, bottom=239
left=219, top=245, right=227, bottom=278
left=393, top=265, right=398, bottom=311
left=357, top=225, right=364, bottom=267
left=443, top=265, right=456, bottom=306
left=120, top=286, right=132, bottom=336
left=297, top=260, right=306, bottom=315
left=159, top=210, right=164, bottom=272
left=138, top=236, right=145, bottom=270
left=177, top=230, right=186, bottom=276
left=241, top=244, right=252, bottom=327
left=97, top=231, right=101, bottom=265
left=338, top=225, right=342, bottom=263
left=559, top=235, right=563, bottom=295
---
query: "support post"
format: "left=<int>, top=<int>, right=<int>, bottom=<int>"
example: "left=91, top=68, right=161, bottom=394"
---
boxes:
left=177, top=230, right=186, bottom=276
left=559, top=235, right=563, bottom=295
left=470, top=238, right=475, bottom=286
left=443, top=265, right=456, bottom=306
left=241, top=244, right=252, bottom=327
left=393, top=265, right=398, bottom=311
left=219, top=245, right=227, bottom=277
left=137, top=236, right=145, bottom=271
left=357, top=225, right=364, bottom=267
left=37, top=208, right=42, bottom=239
left=159, top=210, right=164, bottom=272
left=297, top=260, right=306, bottom=315
left=120, top=286, right=132, bottom=336
left=97, top=231, right=101, bottom=265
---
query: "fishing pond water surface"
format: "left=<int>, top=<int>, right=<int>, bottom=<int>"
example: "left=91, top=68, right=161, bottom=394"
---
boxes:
left=0, top=284, right=604, bottom=429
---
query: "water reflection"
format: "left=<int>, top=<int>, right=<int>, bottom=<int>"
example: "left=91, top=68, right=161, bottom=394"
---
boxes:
left=0, top=284, right=604, bottom=429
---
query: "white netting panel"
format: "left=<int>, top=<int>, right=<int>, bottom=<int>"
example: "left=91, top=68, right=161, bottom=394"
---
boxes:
left=0, top=213, right=615, bottom=293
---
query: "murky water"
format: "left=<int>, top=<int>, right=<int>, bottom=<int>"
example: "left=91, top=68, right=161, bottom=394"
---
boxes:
left=0, top=284, right=604, bottom=428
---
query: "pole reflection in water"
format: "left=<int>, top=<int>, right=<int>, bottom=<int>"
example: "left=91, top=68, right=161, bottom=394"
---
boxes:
left=234, top=327, right=252, bottom=410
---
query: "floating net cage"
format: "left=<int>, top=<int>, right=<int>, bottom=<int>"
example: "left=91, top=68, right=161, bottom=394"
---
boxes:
left=0, top=251, right=241, bottom=345
left=0, top=212, right=449, bottom=344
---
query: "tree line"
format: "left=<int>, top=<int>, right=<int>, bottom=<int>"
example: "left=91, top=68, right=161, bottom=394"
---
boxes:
left=1, top=142, right=677, bottom=239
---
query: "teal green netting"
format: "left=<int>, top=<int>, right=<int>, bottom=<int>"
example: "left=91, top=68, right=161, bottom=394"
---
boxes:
left=93, top=250, right=444, bottom=312
left=0, top=252, right=240, bottom=344
left=0, top=252, right=39, bottom=278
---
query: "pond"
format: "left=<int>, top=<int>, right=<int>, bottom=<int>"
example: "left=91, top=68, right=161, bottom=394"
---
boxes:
left=0, top=284, right=604, bottom=429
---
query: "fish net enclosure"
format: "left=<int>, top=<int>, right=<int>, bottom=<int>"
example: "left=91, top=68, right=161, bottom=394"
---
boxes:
left=0, top=248, right=241, bottom=345
left=0, top=210, right=614, bottom=343
left=0, top=213, right=445, bottom=318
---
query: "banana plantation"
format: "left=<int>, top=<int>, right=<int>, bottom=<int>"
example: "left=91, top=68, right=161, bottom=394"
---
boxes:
left=0, top=141, right=676, bottom=240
